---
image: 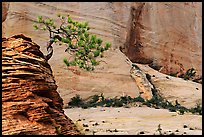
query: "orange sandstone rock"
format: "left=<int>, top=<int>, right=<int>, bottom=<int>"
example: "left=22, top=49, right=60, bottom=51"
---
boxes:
left=2, top=34, right=81, bottom=135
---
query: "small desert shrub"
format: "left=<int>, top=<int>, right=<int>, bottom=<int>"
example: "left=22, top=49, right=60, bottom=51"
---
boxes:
left=68, top=94, right=84, bottom=107
left=133, top=96, right=145, bottom=103
left=170, top=68, right=201, bottom=84
left=178, top=68, right=196, bottom=80
left=189, top=103, right=202, bottom=115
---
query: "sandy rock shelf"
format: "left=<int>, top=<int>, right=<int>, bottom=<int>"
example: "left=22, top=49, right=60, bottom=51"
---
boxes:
left=64, top=107, right=202, bottom=135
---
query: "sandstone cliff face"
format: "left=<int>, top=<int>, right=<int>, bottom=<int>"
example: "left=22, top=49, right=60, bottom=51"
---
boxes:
left=123, top=2, right=202, bottom=77
left=2, top=2, right=202, bottom=103
left=2, top=2, right=135, bottom=51
left=3, top=2, right=202, bottom=75
left=2, top=2, right=10, bottom=37
left=2, top=34, right=80, bottom=135
left=2, top=2, right=9, bottom=22
left=53, top=49, right=140, bottom=105
left=2, top=2, right=142, bottom=103
left=2, top=2, right=201, bottom=76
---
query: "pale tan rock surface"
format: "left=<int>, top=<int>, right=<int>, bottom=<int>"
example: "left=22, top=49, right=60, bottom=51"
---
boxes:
left=2, top=3, right=202, bottom=135
left=2, top=2, right=202, bottom=77
left=64, top=107, right=202, bottom=135
left=2, top=2, right=201, bottom=104
left=2, top=2, right=10, bottom=37
left=52, top=49, right=140, bottom=105
left=2, top=2, right=141, bottom=104
left=2, top=2, right=9, bottom=22
left=2, top=2, right=135, bottom=51
left=2, top=1, right=202, bottom=106
left=136, top=63, right=202, bottom=108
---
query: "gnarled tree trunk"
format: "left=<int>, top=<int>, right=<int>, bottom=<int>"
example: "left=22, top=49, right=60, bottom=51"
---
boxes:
left=2, top=34, right=81, bottom=135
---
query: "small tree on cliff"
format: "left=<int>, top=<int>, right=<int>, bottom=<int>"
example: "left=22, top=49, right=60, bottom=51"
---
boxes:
left=33, top=14, right=111, bottom=71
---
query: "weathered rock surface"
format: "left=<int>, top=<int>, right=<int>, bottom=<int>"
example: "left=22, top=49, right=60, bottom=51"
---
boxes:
left=130, top=63, right=154, bottom=100
left=2, top=2, right=9, bottom=22
left=2, top=2, right=202, bottom=77
left=2, top=2, right=10, bottom=37
left=2, top=34, right=81, bottom=135
left=2, top=2, right=202, bottom=107
left=123, top=2, right=202, bottom=77
left=52, top=49, right=140, bottom=105
left=2, top=3, right=202, bottom=135
left=60, top=61, right=202, bottom=109
left=2, top=2, right=134, bottom=52
left=136, top=63, right=202, bottom=108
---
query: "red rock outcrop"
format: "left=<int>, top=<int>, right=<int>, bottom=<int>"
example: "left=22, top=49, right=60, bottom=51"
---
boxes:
left=2, top=34, right=81, bottom=135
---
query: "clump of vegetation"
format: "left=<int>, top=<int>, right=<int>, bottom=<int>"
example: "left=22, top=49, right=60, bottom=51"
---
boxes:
left=156, top=124, right=162, bottom=135
left=188, top=103, right=202, bottom=115
left=68, top=94, right=84, bottom=107
left=169, top=68, right=202, bottom=84
left=178, top=68, right=196, bottom=80
left=143, top=95, right=202, bottom=115
left=67, top=94, right=143, bottom=109
left=55, top=126, right=62, bottom=135
left=67, top=94, right=202, bottom=115
left=33, top=14, right=111, bottom=71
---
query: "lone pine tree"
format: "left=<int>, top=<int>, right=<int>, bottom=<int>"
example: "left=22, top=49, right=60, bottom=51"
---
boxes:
left=33, top=14, right=111, bottom=71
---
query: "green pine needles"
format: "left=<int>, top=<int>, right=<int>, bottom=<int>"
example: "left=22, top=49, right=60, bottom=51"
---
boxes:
left=33, top=14, right=111, bottom=71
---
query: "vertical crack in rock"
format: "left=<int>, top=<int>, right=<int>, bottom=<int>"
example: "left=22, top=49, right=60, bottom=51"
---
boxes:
left=130, top=65, right=153, bottom=100
left=122, top=3, right=152, bottom=64
left=126, top=58, right=156, bottom=101
left=121, top=2, right=202, bottom=78
left=2, top=34, right=81, bottom=135
left=122, top=3, right=158, bottom=101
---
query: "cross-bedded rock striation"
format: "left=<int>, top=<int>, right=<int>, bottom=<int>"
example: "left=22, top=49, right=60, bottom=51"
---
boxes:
left=2, top=34, right=81, bottom=135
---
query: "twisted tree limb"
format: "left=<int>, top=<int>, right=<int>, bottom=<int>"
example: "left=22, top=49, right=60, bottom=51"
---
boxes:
left=44, top=35, right=61, bottom=61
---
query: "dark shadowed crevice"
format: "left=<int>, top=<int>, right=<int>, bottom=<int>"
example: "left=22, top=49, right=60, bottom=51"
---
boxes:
left=121, top=3, right=153, bottom=64
left=145, top=73, right=158, bottom=97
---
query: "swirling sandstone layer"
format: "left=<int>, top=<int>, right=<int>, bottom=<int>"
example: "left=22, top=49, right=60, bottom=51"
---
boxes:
left=2, top=34, right=81, bottom=135
left=2, top=2, right=202, bottom=103
left=2, top=2, right=202, bottom=77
